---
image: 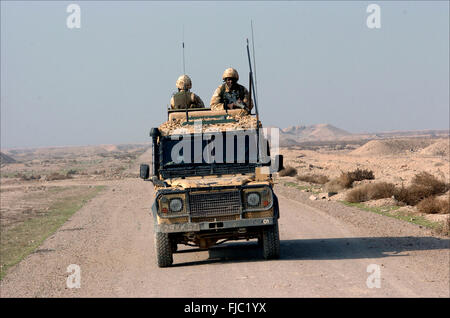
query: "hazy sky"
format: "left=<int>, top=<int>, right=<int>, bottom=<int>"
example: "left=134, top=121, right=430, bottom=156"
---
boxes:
left=1, top=1, right=448, bottom=148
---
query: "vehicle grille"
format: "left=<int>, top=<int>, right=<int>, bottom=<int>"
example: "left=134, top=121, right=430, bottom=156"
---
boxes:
left=188, top=191, right=242, bottom=218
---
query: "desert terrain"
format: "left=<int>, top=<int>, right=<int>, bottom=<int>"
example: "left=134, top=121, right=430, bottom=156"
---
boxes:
left=277, top=126, right=449, bottom=230
left=0, top=126, right=449, bottom=297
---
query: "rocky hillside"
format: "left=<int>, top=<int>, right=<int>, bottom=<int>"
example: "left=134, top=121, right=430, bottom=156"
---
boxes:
left=279, top=124, right=352, bottom=145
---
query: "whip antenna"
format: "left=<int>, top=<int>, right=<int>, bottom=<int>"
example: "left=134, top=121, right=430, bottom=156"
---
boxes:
left=182, top=25, right=186, bottom=74
left=182, top=25, right=189, bottom=121
left=251, top=20, right=258, bottom=105
left=246, top=38, right=261, bottom=164
left=246, top=38, right=259, bottom=122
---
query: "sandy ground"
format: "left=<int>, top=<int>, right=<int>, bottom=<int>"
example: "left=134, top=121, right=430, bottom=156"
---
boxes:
left=280, top=145, right=449, bottom=187
left=0, top=177, right=448, bottom=297
left=0, top=138, right=449, bottom=297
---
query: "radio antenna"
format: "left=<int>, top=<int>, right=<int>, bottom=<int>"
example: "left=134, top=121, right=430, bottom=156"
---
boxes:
left=251, top=20, right=258, bottom=105
left=182, top=25, right=186, bottom=74
left=246, top=38, right=259, bottom=122
left=181, top=25, right=189, bottom=121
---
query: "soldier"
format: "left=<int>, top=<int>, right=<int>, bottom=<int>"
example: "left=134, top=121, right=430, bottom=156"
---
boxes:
left=210, top=68, right=253, bottom=112
left=170, top=75, right=205, bottom=109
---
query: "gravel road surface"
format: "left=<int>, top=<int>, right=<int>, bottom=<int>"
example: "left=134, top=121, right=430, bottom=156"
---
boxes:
left=1, top=178, right=448, bottom=297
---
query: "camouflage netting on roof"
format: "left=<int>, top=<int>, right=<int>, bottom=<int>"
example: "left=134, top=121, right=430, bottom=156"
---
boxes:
left=159, top=111, right=259, bottom=136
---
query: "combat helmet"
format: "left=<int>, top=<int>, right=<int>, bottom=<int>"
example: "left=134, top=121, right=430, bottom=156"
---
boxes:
left=176, top=74, right=192, bottom=90
left=222, top=68, right=239, bottom=81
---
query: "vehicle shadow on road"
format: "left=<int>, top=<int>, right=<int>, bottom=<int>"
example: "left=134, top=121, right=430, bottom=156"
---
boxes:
left=280, top=236, right=449, bottom=260
left=172, top=241, right=263, bottom=267
left=172, top=236, right=449, bottom=266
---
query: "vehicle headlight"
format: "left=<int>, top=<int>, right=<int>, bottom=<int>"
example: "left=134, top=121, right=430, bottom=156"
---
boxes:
left=247, top=192, right=261, bottom=207
left=169, top=198, right=183, bottom=212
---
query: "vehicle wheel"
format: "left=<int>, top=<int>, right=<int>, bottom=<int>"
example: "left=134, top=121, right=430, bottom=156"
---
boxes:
left=154, top=232, right=173, bottom=267
left=262, top=222, right=280, bottom=260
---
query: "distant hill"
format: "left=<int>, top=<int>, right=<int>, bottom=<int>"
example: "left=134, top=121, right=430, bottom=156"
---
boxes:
left=351, top=139, right=436, bottom=156
left=419, top=139, right=449, bottom=157
left=279, top=124, right=352, bottom=146
left=282, top=124, right=352, bottom=140
left=277, top=124, right=449, bottom=147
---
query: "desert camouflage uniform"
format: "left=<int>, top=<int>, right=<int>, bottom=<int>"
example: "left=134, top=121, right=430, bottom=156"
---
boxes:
left=210, top=68, right=253, bottom=112
left=170, top=91, right=205, bottom=109
left=210, top=83, right=253, bottom=112
left=170, top=74, right=205, bottom=109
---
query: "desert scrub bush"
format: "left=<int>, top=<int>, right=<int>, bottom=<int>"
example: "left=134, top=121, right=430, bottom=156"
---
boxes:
left=345, top=185, right=369, bottom=203
left=16, top=173, right=41, bottom=181
left=412, top=172, right=448, bottom=194
left=297, top=174, right=329, bottom=184
left=394, top=185, right=430, bottom=206
left=347, top=168, right=375, bottom=182
left=366, top=182, right=397, bottom=200
left=345, top=182, right=396, bottom=203
left=327, top=172, right=355, bottom=190
left=394, top=172, right=449, bottom=206
left=278, top=165, right=297, bottom=177
left=337, top=172, right=355, bottom=188
left=416, top=196, right=449, bottom=214
left=46, top=172, right=72, bottom=181
left=324, top=178, right=346, bottom=193
left=66, top=169, right=78, bottom=176
left=324, top=169, right=376, bottom=193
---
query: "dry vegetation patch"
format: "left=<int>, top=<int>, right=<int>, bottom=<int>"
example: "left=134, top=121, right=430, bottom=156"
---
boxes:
left=416, top=196, right=449, bottom=214
left=346, top=172, right=449, bottom=211
left=347, top=168, right=375, bottom=182
left=394, top=172, right=449, bottom=206
left=325, top=168, right=375, bottom=192
left=345, top=182, right=396, bottom=203
left=297, top=174, right=329, bottom=184
left=0, top=185, right=105, bottom=280
left=45, top=172, right=73, bottom=181
left=279, top=165, right=297, bottom=177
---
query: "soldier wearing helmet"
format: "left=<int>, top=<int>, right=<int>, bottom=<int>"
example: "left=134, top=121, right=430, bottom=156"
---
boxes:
left=210, top=68, right=253, bottom=112
left=170, top=75, right=205, bottom=109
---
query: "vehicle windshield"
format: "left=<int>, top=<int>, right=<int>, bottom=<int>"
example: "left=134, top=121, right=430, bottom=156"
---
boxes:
left=159, top=130, right=270, bottom=178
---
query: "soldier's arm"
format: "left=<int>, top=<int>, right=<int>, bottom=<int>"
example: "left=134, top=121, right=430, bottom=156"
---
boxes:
left=170, top=96, right=176, bottom=109
left=191, top=93, right=205, bottom=108
left=210, top=86, right=225, bottom=110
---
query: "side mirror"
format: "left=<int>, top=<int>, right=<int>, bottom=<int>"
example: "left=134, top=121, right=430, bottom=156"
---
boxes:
left=140, top=164, right=150, bottom=179
left=275, top=154, right=284, bottom=172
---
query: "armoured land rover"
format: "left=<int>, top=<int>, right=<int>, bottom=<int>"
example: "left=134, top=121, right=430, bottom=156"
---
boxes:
left=140, top=108, right=283, bottom=267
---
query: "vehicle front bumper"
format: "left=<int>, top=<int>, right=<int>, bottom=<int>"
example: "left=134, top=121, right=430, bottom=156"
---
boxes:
left=155, top=217, right=275, bottom=233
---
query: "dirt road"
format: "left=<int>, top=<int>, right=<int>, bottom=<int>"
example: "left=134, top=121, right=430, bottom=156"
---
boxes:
left=1, top=178, right=448, bottom=297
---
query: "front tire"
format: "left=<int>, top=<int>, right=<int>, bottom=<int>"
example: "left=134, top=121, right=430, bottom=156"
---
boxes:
left=262, top=222, right=280, bottom=260
left=154, top=232, right=173, bottom=267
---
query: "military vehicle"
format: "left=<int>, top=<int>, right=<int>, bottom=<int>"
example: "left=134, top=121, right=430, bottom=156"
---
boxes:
left=140, top=106, right=283, bottom=267
left=140, top=38, right=282, bottom=267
